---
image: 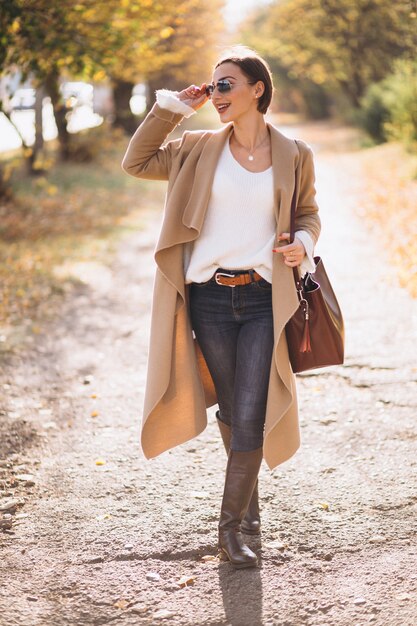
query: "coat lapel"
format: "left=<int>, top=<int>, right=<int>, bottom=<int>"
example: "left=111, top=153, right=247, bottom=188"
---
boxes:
left=181, top=124, right=232, bottom=232
left=268, top=123, right=299, bottom=229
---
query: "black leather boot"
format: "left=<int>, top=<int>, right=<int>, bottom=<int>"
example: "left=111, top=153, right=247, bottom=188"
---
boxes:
left=216, top=413, right=261, bottom=535
left=218, top=447, right=263, bottom=569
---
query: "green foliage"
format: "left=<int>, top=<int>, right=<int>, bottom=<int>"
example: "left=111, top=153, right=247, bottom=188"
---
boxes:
left=383, top=61, right=417, bottom=148
left=358, top=84, right=391, bottom=143
left=360, top=61, right=417, bottom=149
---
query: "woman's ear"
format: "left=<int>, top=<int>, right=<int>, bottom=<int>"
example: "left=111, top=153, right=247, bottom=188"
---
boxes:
left=255, top=81, right=265, bottom=98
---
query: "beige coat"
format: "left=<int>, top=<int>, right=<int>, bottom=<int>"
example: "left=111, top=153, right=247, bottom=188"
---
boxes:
left=122, top=103, right=321, bottom=469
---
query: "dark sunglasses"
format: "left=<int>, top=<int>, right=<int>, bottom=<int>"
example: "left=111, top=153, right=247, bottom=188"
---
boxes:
left=205, top=79, right=256, bottom=97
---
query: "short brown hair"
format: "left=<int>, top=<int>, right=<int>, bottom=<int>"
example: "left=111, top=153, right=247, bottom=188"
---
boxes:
left=214, top=46, right=274, bottom=115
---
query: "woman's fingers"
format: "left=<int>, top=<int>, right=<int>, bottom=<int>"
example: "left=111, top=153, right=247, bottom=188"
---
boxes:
left=273, top=234, right=305, bottom=266
left=178, top=83, right=208, bottom=110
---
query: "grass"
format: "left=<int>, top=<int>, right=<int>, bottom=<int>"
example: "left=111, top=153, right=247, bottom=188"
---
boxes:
left=0, top=123, right=167, bottom=334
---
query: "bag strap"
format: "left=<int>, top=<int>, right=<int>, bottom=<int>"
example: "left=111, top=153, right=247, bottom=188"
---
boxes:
left=289, top=140, right=298, bottom=246
left=290, top=140, right=303, bottom=292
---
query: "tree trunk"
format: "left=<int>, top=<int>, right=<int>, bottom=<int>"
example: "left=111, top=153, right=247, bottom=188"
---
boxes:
left=27, top=86, right=45, bottom=173
left=45, top=69, right=71, bottom=161
left=0, top=164, right=12, bottom=200
left=112, top=79, right=137, bottom=134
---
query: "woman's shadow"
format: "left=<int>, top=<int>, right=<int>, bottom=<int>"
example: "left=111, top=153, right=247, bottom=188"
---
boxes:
left=218, top=538, right=263, bottom=626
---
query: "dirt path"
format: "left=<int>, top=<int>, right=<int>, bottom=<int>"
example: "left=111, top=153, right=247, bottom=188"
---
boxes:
left=1, top=127, right=416, bottom=626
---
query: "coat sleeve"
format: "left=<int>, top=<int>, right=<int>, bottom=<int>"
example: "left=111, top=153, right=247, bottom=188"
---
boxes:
left=121, top=104, right=186, bottom=181
left=294, top=141, right=321, bottom=245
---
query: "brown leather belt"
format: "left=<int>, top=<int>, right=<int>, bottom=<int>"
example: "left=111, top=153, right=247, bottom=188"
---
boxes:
left=214, top=270, right=264, bottom=287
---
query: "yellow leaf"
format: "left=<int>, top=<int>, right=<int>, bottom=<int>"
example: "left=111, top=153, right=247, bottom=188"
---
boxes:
left=201, top=555, right=218, bottom=562
left=91, top=410, right=99, bottom=417
left=178, top=575, right=195, bottom=587
left=113, top=599, right=129, bottom=609
left=93, top=70, right=106, bottom=82
left=160, top=27, right=174, bottom=39
left=317, top=501, right=330, bottom=511
left=10, top=19, right=20, bottom=33
left=95, top=458, right=106, bottom=465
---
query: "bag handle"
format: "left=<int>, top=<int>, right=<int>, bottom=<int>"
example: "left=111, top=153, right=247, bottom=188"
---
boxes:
left=290, top=140, right=303, bottom=292
left=289, top=140, right=311, bottom=351
left=289, top=140, right=299, bottom=245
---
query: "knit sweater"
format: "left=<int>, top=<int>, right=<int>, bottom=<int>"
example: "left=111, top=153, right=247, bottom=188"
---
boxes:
left=185, top=139, right=275, bottom=283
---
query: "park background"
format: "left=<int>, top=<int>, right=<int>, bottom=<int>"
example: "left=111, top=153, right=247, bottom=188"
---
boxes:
left=0, top=0, right=416, bottom=334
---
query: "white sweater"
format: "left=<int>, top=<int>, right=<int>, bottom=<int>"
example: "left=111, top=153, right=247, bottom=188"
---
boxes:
left=156, top=90, right=316, bottom=281
left=185, top=140, right=276, bottom=283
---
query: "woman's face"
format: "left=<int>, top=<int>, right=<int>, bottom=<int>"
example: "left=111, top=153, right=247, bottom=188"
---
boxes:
left=210, top=62, right=263, bottom=123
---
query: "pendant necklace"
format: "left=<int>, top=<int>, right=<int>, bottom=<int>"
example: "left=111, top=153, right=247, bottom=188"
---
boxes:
left=233, top=131, right=270, bottom=161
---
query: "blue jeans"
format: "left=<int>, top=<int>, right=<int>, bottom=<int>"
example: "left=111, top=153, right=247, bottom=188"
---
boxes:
left=189, top=270, right=274, bottom=451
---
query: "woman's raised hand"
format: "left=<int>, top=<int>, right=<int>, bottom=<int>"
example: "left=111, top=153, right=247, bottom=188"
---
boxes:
left=177, top=84, right=209, bottom=111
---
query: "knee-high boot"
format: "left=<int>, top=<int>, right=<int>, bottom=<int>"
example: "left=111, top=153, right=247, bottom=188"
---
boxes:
left=218, top=447, right=263, bottom=569
left=216, top=413, right=261, bottom=535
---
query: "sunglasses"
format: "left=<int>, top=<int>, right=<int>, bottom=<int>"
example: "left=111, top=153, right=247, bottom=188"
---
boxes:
left=205, top=79, right=256, bottom=97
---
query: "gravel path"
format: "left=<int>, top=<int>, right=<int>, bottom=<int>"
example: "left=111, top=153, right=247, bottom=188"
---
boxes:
left=0, top=128, right=416, bottom=626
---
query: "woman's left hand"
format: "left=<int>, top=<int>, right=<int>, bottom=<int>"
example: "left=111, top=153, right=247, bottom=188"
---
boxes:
left=273, top=232, right=306, bottom=267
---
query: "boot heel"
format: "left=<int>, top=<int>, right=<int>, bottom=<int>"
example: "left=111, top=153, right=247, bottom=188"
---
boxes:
left=218, top=544, right=258, bottom=569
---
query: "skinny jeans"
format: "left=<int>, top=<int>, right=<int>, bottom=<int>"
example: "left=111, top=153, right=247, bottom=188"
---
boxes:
left=189, top=270, right=274, bottom=451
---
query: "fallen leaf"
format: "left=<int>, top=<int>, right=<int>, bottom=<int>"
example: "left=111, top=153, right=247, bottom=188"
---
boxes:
left=178, top=575, right=194, bottom=587
left=317, top=501, right=330, bottom=511
left=201, top=555, right=218, bottom=563
left=95, top=459, right=106, bottom=466
left=91, top=410, right=99, bottom=417
left=114, top=599, right=129, bottom=609
left=319, top=417, right=337, bottom=425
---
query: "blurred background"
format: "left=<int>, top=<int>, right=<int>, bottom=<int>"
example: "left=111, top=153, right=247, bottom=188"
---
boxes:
left=0, top=0, right=416, bottom=332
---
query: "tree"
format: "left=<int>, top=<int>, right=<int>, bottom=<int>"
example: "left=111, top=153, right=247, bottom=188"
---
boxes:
left=1, top=0, right=226, bottom=165
left=3, top=0, right=92, bottom=161
left=241, top=0, right=417, bottom=110
left=87, top=0, right=226, bottom=130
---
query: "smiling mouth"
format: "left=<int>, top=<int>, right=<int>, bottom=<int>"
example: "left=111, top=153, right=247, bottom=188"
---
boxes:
left=216, top=103, right=231, bottom=113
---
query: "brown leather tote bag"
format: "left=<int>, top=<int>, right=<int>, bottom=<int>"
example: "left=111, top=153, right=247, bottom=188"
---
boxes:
left=285, top=143, right=345, bottom=373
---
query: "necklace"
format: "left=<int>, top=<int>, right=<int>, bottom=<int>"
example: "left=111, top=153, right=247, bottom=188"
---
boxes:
left=232, top=131, right=270, bottom=161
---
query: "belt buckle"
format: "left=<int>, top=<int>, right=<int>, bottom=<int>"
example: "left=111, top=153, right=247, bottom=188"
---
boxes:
left=215, top=271, right=236, bottom=287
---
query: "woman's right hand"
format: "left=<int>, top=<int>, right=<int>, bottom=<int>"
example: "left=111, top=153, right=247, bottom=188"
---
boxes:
left=177, top=84, right=209, bottom=111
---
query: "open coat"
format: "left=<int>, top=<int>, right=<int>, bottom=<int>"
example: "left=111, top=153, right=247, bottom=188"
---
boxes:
left=122, top=103, right=321, bottom=470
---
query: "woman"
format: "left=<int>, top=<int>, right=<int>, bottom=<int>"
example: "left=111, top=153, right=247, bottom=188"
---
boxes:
left=122, top=47, right=320, bottom=569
